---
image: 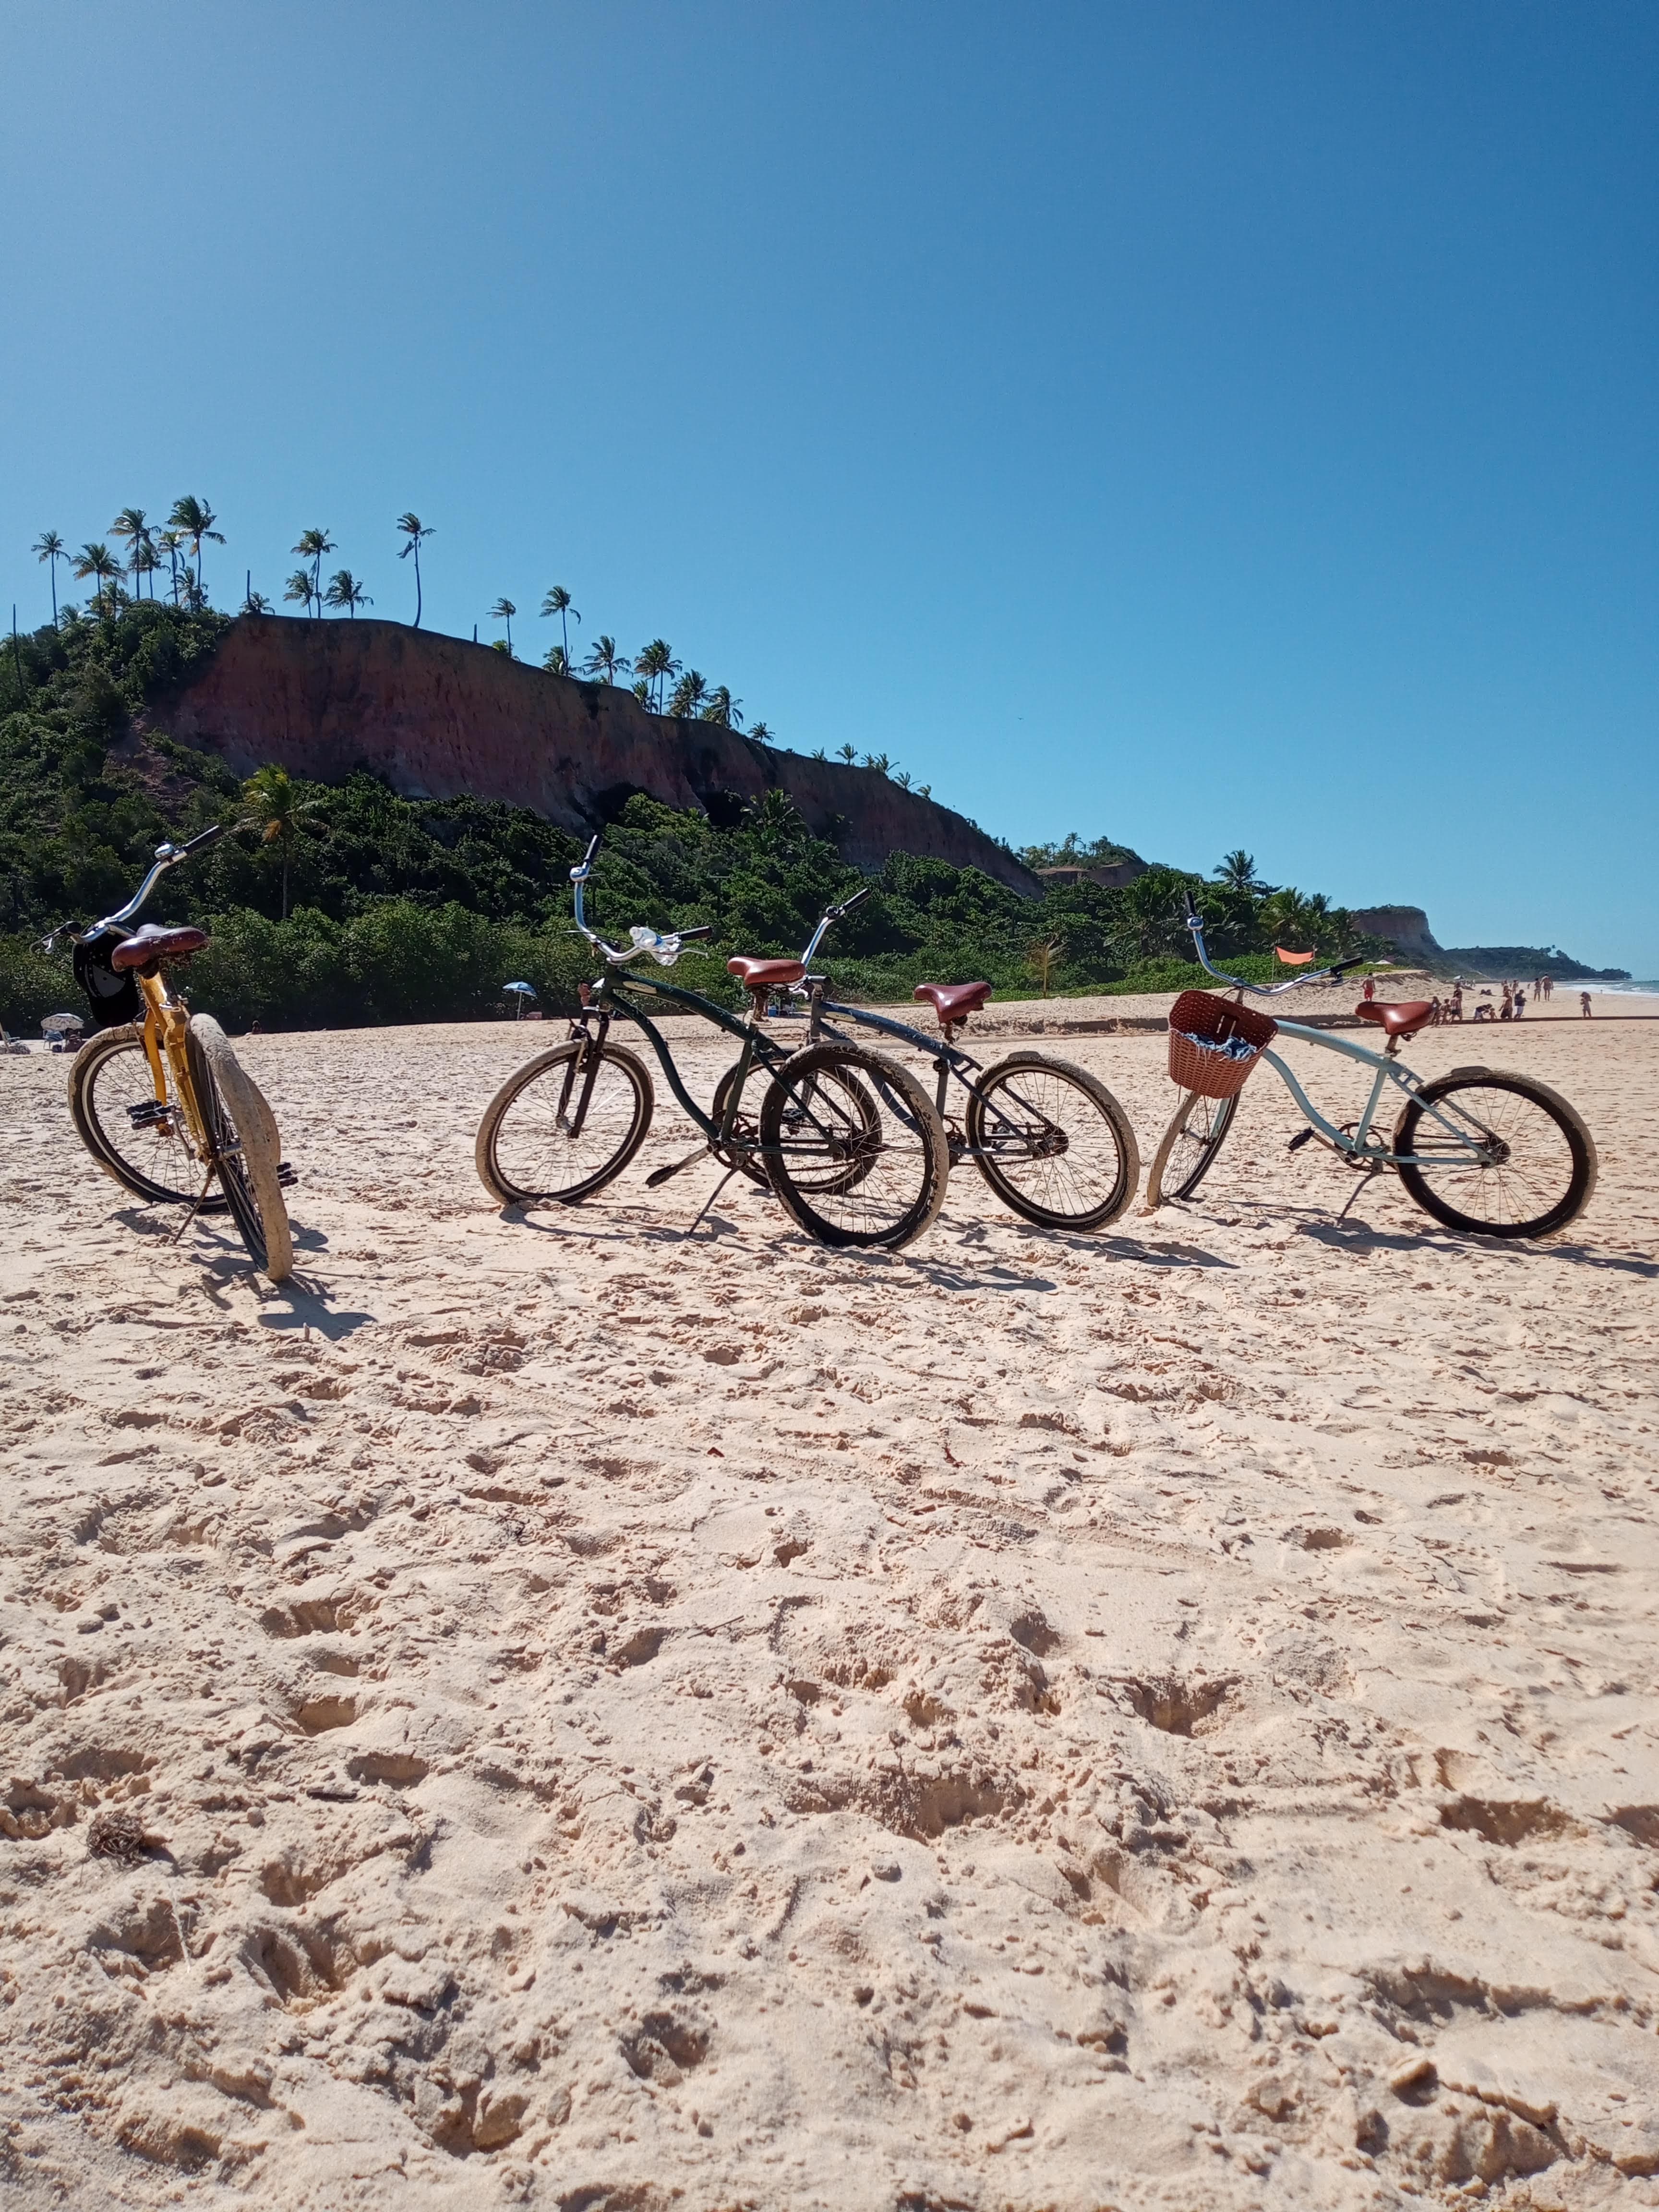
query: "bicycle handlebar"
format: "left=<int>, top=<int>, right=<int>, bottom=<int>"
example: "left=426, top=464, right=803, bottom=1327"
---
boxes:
left=1183, top=901, right=1362, bottom=998
left=568, top=836, right=711, bottom=967
left=38, top=824, right=227, bottom=952
left=798, top=882, right=875, bottom=966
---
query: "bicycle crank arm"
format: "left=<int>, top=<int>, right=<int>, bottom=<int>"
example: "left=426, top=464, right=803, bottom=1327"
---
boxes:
left=645, top=1143, right=715, bottom=1190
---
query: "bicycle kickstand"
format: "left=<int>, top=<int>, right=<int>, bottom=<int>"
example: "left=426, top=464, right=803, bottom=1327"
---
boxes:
left=1334, top=1169, right=1383, bottom=1227
left=685, top=1166, right=742, bottom=1240
left=170, top=1166, right=218, bottom=1247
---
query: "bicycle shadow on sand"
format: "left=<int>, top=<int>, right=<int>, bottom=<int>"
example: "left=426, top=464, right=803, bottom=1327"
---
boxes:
left=1294, top=1216, right=1659, bottom=1277
left=115, top=1207, right=378, bottom=1337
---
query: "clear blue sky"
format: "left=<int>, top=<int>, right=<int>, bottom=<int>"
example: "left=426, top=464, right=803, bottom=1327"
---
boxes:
left=4, top=3, right=1655, bottom=968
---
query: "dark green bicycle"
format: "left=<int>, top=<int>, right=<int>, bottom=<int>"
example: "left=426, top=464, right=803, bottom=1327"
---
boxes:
left=474, top=839, right=950, bottom=1250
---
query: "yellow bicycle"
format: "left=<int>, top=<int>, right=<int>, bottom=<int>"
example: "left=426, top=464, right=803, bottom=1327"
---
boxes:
left=44, top=828, right=294, bottom=1280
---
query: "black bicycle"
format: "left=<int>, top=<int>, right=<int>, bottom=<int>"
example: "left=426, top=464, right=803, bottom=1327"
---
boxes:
left=474, top=841, right=951, bottom=1250
left=706, top=890, right=1140, bottom=1232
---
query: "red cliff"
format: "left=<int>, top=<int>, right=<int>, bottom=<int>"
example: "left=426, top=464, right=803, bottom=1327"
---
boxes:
left=148, top=616, right=1038, bottom=895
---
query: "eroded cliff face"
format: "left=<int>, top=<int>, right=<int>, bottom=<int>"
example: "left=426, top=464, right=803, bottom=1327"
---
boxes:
left=147, top=616, right=1038, bottom=894
left=1350, top=905, right=1444, bottom=959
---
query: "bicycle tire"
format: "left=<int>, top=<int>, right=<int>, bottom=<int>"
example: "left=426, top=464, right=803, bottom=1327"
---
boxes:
left=759, top=1042, right=948, bottom=1250
left=1392, top=1069, right=1596, bottom=1239
left=1144, top=1090, right=1239, bottom=1209
left=475, top=1039, right=653, bottom=1206
left=965, top=1053, right=1140, bottom=1230
left=67, top=1023, right=228, bottom=1211
left=187, top=1018, right=292, bottom=1281
left=712, top=1054, right=881, bottom=1193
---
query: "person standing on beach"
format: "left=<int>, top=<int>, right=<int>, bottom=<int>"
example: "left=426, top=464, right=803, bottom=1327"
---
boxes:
left=1581, top=991, right=1593, bottom=1018
left=1515, top=987, right=1526, bottom=1019
left=1362, top=975, right=1376, bottom=1003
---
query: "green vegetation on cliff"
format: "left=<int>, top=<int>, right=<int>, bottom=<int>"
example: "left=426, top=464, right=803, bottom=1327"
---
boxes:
left=2, top=604, right=1383, bottom=1034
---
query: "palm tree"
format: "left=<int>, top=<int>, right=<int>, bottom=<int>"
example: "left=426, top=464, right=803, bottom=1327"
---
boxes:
left=396, top=513, right=433, bottom=627
left=132, top=540, right=160, bottom=598
left=749, top=721, right=774, bottom=745
left=489, top=597, right=517, bottom=654
left=634, top=639, right=680, bottom=712
left=157, top=529, right=187, bottom=605
left=242, top=582, right=272, bottom=613
left=283, top=569, right=315, bottom=616
left=629, top=678, right=653, bottom=708
left=1025, top=935, right=1067, bottom=998
left=324, top=569, right=372, bottom=617
left=167, top=496, right=224, bottom=601
left=540, top=585, right=579, bottom=664
left=582, top=635, right=630, bottom=685
left=542, top=644, right=571, bottom=676
left=1215, top=850, right=1262, bottom=894
left=294, top=529, right=335, bottom=614
left=240, top=764, right=325, bottom=919
left=667, top=669, right=707, bottom=718
left=73, top=542, right=120, bottom=616
left=32, top=531, right=66, bottom=622
left=110, top=509, right=154, bottom=601
left=698, top=686, right=743, bottom=729
left=836, top=744, right=858, bottom=764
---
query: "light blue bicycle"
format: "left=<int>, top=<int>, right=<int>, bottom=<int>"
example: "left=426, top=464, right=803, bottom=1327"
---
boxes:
left=1144, top=896, right=1596, bottom=1239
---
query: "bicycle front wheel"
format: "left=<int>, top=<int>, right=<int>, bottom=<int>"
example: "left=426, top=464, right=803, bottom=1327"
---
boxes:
left=759, top=1042, right=948, bottom=1250
left=1145, top=1090, right=1239, bottom=1208
left=475, top=1040, right=653, bottom=1206
left=187, top=1018, right=292, bottom=1281
left=965, top=1053, right=1139, bottom=1230
left=68, top=1024, right=228, bottom=1211
left=1393, top=1070, right=1596, bottom=1239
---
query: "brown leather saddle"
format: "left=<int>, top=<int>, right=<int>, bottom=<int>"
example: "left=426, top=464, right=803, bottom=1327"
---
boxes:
left=727, top=956, right=806, bottom=1008
left=1355, top=999, right=1435, bottom=1042
left=913, top=981, right=992, bottom=1034
left=110, top=924, right=210, bottom=972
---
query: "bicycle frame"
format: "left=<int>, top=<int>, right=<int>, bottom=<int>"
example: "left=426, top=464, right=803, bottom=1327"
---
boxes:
left=1179, top=907, right=1506, bottom=1172
left=572, top=966, right=804, bottom=1153
left=132, top=967, right=214, bottom=1159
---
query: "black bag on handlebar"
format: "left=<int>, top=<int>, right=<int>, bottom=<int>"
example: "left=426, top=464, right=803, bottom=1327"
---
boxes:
left=73, top=938, right=141, bottom=1030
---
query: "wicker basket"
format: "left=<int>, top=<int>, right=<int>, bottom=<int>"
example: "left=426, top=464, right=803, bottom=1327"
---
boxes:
left=1167, top=990, right=1278, bottom=1099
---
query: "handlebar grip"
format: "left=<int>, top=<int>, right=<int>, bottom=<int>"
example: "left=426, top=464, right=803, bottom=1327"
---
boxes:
left=1329, top=956, right=1366, bottom=976
left=675, top=925, right=713, bottom=942
left=180, top=822, right=224, bottom=856
left=841, top=886, right=873, bottom=912
left=582, top=834, right=601, bottom=866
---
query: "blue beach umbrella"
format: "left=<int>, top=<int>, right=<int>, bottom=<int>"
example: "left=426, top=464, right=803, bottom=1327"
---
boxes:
left=504, top=981, right=537, bottom=1020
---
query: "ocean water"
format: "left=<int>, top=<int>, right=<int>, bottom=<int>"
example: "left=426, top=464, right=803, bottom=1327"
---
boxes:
left=1582, top=978, right=1659, bottom=998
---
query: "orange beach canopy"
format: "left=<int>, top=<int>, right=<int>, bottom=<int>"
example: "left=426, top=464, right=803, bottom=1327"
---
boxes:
left=1274, top=946, right=1317, bottom=965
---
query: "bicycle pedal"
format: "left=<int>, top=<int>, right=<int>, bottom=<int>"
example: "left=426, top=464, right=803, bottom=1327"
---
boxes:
left=126, top=1101, right=173, bottom=1130
left=1287, top=1127, right=1315, bottom=1151
left=276, top=1162, right=298, bottom=1187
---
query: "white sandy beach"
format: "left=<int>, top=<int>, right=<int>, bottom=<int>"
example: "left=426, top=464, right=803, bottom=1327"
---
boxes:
left=1, top=1005, right=1656, bottom=2209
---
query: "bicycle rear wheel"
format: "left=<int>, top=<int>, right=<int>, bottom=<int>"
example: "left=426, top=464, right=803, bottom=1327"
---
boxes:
left=1393, top=1070, right=1595, bottom=1238
left=965, top=1053, right=1139, bottom=1229
left=1145, top=1090, right=1239, bottom=1208
left=712, top=1054, right=881, bottom=1193
left=68, top=1023, right=228, bottom=1210
left=187, top=1018, right=292, bottom=1281
left=759, top=1042, right=948, bottom=1250
left=476, top=1039, right=653, bottom=1205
